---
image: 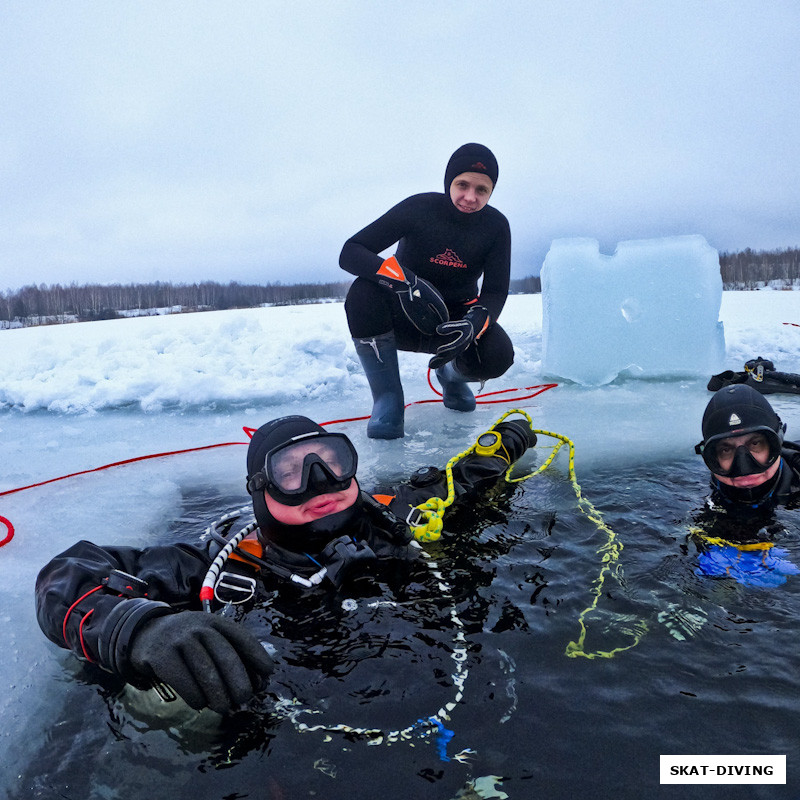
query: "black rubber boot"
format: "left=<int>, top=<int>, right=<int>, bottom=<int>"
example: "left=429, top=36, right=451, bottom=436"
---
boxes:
left=435, top=361, right=476, bottom=412
left=353, top=333, right=405, bottom=439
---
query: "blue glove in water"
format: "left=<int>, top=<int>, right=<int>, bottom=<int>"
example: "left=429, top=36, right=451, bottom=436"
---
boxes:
left=696, top=544, right=800, bottom=587
left=428, top=306, right=489, bottom=369
left=129, top=611, right=274, bottom=713
left=375, top=256, right=448, bottom=335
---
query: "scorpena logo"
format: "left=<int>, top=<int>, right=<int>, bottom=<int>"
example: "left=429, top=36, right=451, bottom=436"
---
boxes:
left=430, top=248, right=467, bottom=269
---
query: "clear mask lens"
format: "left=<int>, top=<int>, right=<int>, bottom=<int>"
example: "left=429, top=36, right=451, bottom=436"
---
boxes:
left=265, top=433, right=357, bottom=500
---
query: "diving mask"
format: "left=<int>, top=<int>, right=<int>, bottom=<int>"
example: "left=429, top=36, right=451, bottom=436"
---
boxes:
left=247, top=431, right=358, bottom=505
left=695, top=426, right=783, bottom=478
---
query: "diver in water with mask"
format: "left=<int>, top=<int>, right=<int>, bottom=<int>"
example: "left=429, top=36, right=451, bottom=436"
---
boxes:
left=35, top=414, right=536, bottom=714
left=695, top=384, right=800, bottom=511
left=691, top=384, right=800, bottom=586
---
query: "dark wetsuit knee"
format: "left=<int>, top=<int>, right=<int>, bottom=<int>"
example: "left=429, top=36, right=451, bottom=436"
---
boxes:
left=456, top=323, right=514, bottom=380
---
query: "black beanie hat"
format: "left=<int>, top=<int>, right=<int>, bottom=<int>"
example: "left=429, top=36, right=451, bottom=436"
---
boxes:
left=701, top=384, right=782, bottom=442
left=444, top=143, right=499, bottom=192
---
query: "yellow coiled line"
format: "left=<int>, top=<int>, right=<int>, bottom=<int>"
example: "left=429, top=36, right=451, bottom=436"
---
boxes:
left=412, top=408, right=647, bottom=660
left=271, top=408, right=644, bottom=755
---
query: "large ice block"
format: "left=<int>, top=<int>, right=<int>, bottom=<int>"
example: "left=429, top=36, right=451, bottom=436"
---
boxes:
left=541, top=235, right=725, bottom=385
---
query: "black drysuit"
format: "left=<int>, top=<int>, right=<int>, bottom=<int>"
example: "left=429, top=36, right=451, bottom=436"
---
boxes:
left=35, top=420, right=535, bottom=689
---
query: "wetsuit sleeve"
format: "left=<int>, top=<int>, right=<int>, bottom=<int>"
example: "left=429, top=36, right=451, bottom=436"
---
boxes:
left=339, top=197, right=417, bottom=280
left=359, top=493, right=416, bottom=560
left=475, top=214, right=511, bottom=322
left=386, top=419, right=536, bottom=524
left=35, top=539, right=213, bottom=677
left=783, top=441, right=800, bottom=480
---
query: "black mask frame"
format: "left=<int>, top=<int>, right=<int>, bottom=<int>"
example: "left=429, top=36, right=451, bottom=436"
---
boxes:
left=695, top=425, right=784, bottom=478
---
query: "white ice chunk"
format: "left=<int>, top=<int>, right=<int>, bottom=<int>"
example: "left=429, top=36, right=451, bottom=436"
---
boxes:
left=540, top=235, right=726, bottom=385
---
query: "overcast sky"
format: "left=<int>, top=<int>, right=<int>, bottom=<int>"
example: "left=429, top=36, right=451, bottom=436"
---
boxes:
left=1, top=1, right=798, bottom=292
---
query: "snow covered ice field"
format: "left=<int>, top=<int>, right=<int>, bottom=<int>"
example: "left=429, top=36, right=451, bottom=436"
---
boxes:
left=2, top=291, right=799, bottom=481
left=2, top=290, right=800, bottom=798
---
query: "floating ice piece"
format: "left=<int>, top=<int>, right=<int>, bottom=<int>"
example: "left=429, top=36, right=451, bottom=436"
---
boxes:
left=541, top=235, right=726, bottom=385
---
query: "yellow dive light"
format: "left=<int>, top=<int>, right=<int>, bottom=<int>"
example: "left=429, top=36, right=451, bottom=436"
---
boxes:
left=474, top=430, right=503, bottom=457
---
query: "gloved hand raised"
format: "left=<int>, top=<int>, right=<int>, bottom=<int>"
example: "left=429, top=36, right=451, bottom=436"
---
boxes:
left=428, top=306, right=490, bottom=369
left=375, top=256, right=448, bottom=335
left=129, top=611, right=273, bottom=714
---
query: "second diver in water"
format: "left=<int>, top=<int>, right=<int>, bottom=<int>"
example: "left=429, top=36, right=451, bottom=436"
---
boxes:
left=35, top=414, right=536, bottom=713
left=691, top=384, right=800, bottom=586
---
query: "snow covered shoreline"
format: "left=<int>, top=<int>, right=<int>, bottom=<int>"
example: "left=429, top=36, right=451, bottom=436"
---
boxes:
left=2, top=292, right=799, bottom=415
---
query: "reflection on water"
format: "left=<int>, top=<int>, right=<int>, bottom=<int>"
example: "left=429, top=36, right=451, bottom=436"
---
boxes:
left=9, top=459, right=800, bottom=799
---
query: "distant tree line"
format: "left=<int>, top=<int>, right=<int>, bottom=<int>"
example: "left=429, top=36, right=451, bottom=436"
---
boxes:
left=509, top=275, right=541, bottom=293
left=0, top=247, right=795, bottom=327
left=1, top=275, right=543, bottom=328
left=719, top=247, right=800, bottom=289
left=0, top=280, right=353, bottom=326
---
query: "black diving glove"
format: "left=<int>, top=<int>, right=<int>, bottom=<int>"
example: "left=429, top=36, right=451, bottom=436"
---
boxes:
left=374, top=256, right=449, bottom=335
left=428, top=306, right=490, bottom=369
left=128, top=611, right=273, bottom=714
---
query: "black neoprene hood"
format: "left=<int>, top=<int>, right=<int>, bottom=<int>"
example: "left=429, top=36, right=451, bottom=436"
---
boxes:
left=701, top=384, right=782, bottom=442
left=444, top=143, right=499, bottom=191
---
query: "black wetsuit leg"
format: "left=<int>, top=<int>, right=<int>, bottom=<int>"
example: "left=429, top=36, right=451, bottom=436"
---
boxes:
left=345, top=278, right=395, bottom=338
left=346, top=279, right=514, bottom=381
left=455, top=322, right=514, bottom=381
left=345, top=278, right=430, bottom=350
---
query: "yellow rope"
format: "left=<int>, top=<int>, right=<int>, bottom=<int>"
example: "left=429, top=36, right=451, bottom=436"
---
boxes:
left=411, top=408, right=647, bottom=659
left=689, top=527, right=774, bottom=551
left=527, top=430, right=646, bottom=659
left=410, top=408, right=533, bottom=542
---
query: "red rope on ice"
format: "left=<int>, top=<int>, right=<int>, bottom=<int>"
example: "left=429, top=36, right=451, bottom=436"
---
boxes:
left=783, top=322, right=800, bottom=328
left=0, top=516, right=14, bottom=548
left=424, top=370, right=558, bottom=406
left=0, top=375, right=558, bottom=532
left=321, top=371, right=558, bottom=426
left=0, top=441, right=247, bottom=500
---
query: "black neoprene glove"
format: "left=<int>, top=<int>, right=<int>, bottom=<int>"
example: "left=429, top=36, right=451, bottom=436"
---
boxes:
left=374, top=256, right=448, bottom=335
left=428, top=306, right=490, bottom=369
left=129, top=611, right=274, bottom=714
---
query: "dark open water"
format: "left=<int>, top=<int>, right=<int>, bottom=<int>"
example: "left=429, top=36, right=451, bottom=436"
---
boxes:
left=6, top=445, right=800, bottom=799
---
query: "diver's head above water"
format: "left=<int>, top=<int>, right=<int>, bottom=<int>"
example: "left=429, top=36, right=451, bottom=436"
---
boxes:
left=695, top=384, right=786, bottom=503
left=246, top=415, right=362, bottom=550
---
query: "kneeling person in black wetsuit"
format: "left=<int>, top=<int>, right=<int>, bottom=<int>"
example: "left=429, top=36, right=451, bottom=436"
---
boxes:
left=36, top=414, right=536, bottom=714
left=340, top=143, right=514, bottom=439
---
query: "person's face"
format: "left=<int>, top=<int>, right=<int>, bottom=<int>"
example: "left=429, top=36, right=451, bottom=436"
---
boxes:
left=265, top=438, right=359, bottom=524
left=449, top=171, right=493, bottom=213
left=264, top=477, right=359, bottom=525
left=712, top=432, right=780, bottom=488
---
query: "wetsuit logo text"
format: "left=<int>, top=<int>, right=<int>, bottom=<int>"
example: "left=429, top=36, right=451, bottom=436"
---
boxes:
left=430, top=249, right=467, bottom=269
